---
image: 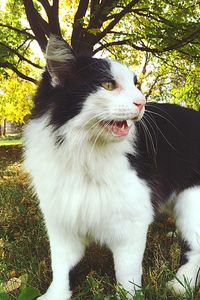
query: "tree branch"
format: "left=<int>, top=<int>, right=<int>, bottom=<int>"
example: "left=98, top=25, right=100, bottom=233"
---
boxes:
left=93, top=27, right=200, bottom=55
left=89, top=0, right=115, bottom=28
left=50, top=0, right=61, bottom=35
left=90, top=0, right=99, bottom=16
left=0, top=62, right=37, bottom=84
left=109, top=30, right=133, bottom=36
left=16, top=38, right=31, bottom=51
left=0, top=42, right=43, bottom=69
left=131, top=9, right=177, bottom=27
left=146, top=74, right=162, bottom=99
left=162, top=29, right=200, bottom=51
left=36, top=0, right=61, bottom=35
left=137, top=52, right=150, bottom=90
left=24, top=0, right=49, bottom=51
left=93, top=39, right=131, bottom=54
left=0, top=23, right=35, bottom=39
left=71, top=0, right=90, bottom=53
left=94, top=0, right=140, bottom=43
left=38, top=0, right=51, bottom=16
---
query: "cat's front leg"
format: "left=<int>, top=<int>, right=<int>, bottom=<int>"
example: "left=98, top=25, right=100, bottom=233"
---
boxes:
left=109, top=219, right=150, bottom=298
left=37, top=221, right=85, bottom=300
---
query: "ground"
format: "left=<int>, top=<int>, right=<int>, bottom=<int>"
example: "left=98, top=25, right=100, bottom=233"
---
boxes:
left=0, top=145, right=199, bottom=300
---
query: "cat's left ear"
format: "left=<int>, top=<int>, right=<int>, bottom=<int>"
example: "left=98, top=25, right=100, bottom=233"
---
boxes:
left=46, top=35, right=76, bottom=87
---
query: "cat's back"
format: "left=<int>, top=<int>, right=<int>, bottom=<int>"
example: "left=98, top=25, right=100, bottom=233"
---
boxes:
left=130, top=103, right=200, bottom=204
left=144, top=102, right=200, bottom=159
left=146, top=102, right=200, bottom=135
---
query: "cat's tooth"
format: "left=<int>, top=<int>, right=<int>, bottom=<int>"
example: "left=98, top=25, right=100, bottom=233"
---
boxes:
left=127, top=120, right=132, bottom=127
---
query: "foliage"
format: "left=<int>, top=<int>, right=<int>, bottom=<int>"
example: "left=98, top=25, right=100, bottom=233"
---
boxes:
left=0, top=0, right=199, bottom=122
left=0, top=287, right=40, bottom=300
left=171, top=66, right=200, bottom=110
left=0, top=72, right=36, bottom=124
left=1, top=0, right=200, bottom=75
left=0, top=0, right=43, bottom=83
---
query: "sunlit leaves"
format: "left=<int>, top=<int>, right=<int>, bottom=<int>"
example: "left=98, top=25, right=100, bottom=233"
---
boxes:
left=0, top=0, right=199, bottom=116
left=171, top=66, right=200, bottom=110
left=0, top=72, right=35, bottom=123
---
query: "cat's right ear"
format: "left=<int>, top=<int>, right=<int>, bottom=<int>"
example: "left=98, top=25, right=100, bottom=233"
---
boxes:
left=46, top=35, right=76, bottom=87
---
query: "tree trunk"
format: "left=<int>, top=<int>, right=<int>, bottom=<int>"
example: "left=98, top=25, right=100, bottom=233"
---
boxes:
left=3, top=119, right=6, bottom=136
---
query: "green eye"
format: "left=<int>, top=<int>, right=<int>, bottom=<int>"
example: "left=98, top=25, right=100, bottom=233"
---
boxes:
left=101, top=81, right=115, bottom=91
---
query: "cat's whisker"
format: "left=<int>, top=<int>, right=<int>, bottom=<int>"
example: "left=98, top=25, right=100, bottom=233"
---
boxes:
left=143, top=113, right=159, bottom=141
left=145, top=109, right=183, bottom=136
left=142, top=115, right=158, bottom=155
left=146, top=113, right=178, bottom=152
left=147, top=103, right=177, bottom=123
left=87, top=122, right=109, bottom=163
left=66, top=115, right=109, bottom=162
left=82, top=113, right=108, bottom=129
left=140, top=120, right=150, bottom=155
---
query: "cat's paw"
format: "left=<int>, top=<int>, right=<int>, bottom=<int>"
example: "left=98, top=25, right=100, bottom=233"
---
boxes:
left=167, top=275, right=196, bottom=295
left=36, top=291, right=72, bottom=300
left=167, top=278, right=187, bottom=294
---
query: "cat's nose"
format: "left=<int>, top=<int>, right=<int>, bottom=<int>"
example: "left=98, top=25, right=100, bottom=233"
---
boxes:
left=133, top=98, right=146, bottom=110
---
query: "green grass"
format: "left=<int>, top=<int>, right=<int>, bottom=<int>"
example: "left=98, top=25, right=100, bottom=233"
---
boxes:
left=0, top=135, right=22, bottom=146
left=0, top=145, right=199, bottom=300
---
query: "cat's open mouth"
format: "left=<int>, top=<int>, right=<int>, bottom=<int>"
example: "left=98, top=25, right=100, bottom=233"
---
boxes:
left=101, top=120, right=133, bottom=137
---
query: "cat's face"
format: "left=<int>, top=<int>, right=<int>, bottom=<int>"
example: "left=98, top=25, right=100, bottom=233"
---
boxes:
left=44, top=36, right=146, bottom=143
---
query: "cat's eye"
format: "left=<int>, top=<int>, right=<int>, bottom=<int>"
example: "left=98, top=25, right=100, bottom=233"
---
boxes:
left=101, top=81, right=115, bottom=91
left=133, top=74, right=138, bottom=85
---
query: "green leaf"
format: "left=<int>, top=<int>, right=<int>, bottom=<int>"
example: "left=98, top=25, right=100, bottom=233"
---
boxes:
left=17, top=287, right=40, bottom=300
left=0, top=292, right=10, bottom=300
left=133, top=293, right=145, bottom=300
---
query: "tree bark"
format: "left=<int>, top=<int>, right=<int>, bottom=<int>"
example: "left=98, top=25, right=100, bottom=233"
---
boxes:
left=3, top=119, right=6, bottom=136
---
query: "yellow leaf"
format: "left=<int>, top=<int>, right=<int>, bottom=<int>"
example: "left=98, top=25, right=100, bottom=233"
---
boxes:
left=88, top=28, right=101, bottom=35
left=5, top=277, right=21, bottom=293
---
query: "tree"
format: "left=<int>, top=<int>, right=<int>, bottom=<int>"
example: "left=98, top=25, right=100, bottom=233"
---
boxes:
left=0, top=0, right=43, bottom=83
left=0, top=71, right=36, bottom=127
left=170, top=65, right=200, bottom=110
left=0, top=0, right=199, bottom=114
left=1, top=0, right=199, bottom=82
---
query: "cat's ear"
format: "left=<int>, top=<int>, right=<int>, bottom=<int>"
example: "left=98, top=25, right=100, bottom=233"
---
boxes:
left=46, top=35, right=76, bottom=87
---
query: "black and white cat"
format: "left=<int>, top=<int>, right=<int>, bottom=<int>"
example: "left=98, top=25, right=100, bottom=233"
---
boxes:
left=24, top=35, right=200, bottom=300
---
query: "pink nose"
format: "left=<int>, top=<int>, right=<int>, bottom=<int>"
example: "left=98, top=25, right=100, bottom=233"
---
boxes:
left=133, top=99, right=145, bottom=110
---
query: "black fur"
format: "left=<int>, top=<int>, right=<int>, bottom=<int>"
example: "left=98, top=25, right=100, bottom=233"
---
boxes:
left=179, top=240, right=190, bottom=266
left=128, top=103, right=200, bottom=209
left=31, top=54, right=200, bottom=210
left=31, top=57, right=113, bottom=130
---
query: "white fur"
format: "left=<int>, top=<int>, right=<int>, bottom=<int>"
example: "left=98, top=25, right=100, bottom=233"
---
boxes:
left=46, top=35, right=75, bottom=87
left=168, top=187, right=200, bottom=293
left=46, top=35, right=74, bottom=62
left=24, top=118, right=153, bottom=300
left=24, top=58, right=200, bottom=299
left=24, top=60, right=153, bottom=300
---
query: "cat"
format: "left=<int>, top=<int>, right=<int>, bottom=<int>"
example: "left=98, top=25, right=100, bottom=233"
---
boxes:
left=24, top=35, right=200, bottom=300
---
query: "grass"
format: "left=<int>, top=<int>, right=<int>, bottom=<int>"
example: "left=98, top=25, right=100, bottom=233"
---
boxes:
left=0, top=145, right=199, bottom=300
left=0, top=135, right=22, bottom=146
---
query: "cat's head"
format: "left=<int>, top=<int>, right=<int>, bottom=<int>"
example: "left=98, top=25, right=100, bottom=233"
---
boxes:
left=36, top=35, right=146, bottom=144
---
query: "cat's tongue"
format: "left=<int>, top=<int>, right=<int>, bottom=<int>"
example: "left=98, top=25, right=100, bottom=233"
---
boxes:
left=111, top=120, right=129, bottom=137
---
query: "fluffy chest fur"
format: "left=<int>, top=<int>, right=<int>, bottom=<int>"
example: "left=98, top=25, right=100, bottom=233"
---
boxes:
left=24, top=116, right=152, bottom=244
